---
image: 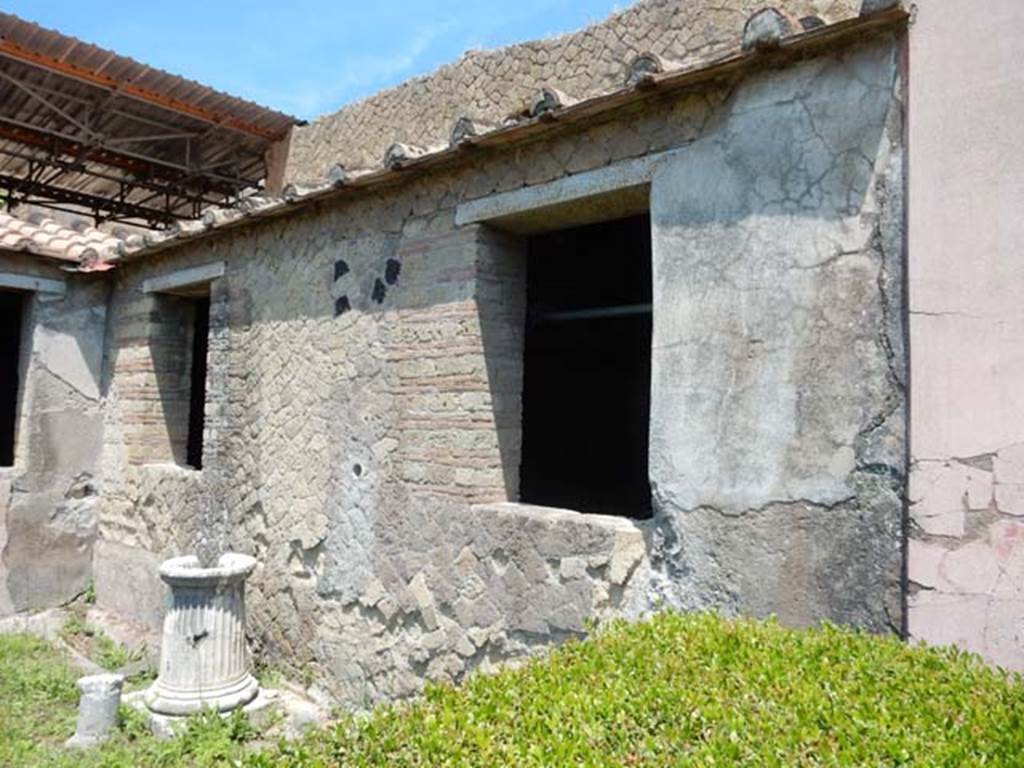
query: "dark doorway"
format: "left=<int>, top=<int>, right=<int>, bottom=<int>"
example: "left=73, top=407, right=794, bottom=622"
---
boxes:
left=0, top=291, right=24, bottom=467
left=519, top=214, right=652, bottom=519
left=186, top=297, right=210, bottom=470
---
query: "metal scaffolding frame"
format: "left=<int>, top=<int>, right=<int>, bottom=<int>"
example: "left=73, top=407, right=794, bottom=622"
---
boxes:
left=0, top=12, right=300, bottom=227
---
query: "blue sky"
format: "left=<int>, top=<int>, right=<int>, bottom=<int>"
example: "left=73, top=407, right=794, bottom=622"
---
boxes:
left=8, top=1, right=627, bottom=121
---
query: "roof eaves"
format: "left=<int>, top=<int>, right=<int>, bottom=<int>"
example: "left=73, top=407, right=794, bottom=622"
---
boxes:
left=98, top=4, right=909, bottom=268
left=0, top=211, right=126, bottom=265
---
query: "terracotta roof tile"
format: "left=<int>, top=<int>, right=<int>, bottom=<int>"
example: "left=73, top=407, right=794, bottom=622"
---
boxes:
left=0, top=211, right=123, bottom=264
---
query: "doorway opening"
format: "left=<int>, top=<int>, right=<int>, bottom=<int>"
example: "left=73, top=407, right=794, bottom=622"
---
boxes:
left=0, top=290, right=24, bottom=467
left=185, top=296, right=210, bottom=470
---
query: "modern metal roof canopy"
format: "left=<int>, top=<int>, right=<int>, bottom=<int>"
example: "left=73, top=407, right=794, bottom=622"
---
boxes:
left=0, top=13, right=302, bottom=227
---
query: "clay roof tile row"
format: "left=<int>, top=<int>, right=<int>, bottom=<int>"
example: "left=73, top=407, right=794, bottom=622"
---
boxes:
left=1, top=1, right=907, bottom=269
left=0, top=211, right=123, bottom=264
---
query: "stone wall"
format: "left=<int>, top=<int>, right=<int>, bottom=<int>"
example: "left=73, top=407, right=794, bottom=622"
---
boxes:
left=97, top=169, right=652, bottom=702
left=284, top=0, right=860, bottom=183
left=648, top=34, right=905, bottom=632
left=0, top=253, right=107, bottom=615
left=907, top=0, right=1024, bottom=670
left=93, top=29, right=905, bottom=705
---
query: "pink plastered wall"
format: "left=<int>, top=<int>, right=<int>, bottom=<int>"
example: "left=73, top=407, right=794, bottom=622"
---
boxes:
left=908, top=0, right=1024, bottom=668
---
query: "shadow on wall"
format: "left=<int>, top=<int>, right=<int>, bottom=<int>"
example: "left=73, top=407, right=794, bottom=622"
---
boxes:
left=475, top=227, right=528, bottom=504
left=665, top=39, right=897, bottom=229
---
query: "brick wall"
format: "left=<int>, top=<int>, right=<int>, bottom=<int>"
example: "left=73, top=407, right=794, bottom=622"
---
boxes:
left=111, top=292, right=196, bottom=466
left=391, top=226, right=525, bottom=504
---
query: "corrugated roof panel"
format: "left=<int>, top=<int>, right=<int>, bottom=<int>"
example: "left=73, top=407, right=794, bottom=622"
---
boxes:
left=0, top=12, right=299, bottom=137
left=0, top=12, right=302, bottom=226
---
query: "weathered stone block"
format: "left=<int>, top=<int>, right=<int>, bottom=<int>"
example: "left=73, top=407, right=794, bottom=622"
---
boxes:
left=66, top=674, right=124, bottom=748
left=94, top=539, right=168, bottom=632
left=860, top=0, right=901, bottom=15
left=741, top=8, right=799, bottom=51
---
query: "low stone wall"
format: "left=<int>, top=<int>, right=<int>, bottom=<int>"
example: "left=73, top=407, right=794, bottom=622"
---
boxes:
left=284, top=0, right=860, bottom=183
left=299, top=499, right=647, bottom=702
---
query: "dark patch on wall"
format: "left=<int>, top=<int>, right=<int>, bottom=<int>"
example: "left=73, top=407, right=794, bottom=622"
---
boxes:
left=384, top=258, right=401, bottom=286
left=331, top=248, right=400, bottom=315
left=227, top=286, right=254, bottom=330
left=859, top=463, right=904, bottom=488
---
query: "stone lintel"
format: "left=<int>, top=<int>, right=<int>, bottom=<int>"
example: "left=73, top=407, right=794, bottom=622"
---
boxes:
left=0, top=272, right=65, bottom=295
left=142, top=262, right=225, bottom=295
left=454, top=148, right=685, bottom=233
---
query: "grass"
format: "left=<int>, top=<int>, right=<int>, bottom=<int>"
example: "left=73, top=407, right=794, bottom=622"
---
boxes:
left=0, top=633, right=79, bottom=766
left=0, top=632, right=256, bottom=767
left=3, top=612, right=1023, bottom=767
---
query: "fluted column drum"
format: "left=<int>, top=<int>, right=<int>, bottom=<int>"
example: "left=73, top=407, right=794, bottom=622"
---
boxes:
left=145, top=554, right=259, bottom=716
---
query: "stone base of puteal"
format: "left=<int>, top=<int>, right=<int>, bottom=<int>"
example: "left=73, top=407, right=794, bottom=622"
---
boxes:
left=123, top=686, right=328, bottom=740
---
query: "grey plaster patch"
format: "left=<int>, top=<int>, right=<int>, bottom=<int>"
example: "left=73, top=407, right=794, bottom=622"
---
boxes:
left=4, top=492, right=96, bottom=611
left=649, top=39, right=898, bottom=512
left=650, top=483, right=903, bottom=632
left=645, top=37, right=904, bottom=627
left=0, top=276, right=108, bottom=617
left=23, top=411, right=102, bottom=493
left=93, top=540, right=168, bottom=632
left=32, top=307, right=106, bottom=401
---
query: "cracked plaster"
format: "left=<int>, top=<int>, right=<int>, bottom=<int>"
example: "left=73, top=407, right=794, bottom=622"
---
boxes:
left=645, top=37, right=904, bottom=632
left=0, top=253, right=105, bottom=613
left=906, top=0, right=1024, bottom=670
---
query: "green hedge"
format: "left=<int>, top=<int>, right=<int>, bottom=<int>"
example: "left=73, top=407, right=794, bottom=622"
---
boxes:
left=3, top=612, right=1023, bottom=766
left=257, top=612, right=1024, bottom=767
